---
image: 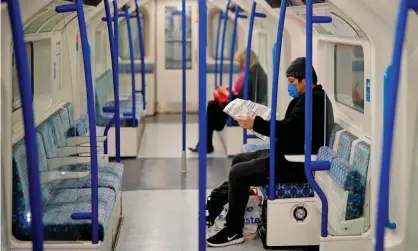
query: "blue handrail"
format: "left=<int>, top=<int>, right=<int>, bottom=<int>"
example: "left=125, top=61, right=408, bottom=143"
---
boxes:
left=2, top=0, right=44, bottom=249
left=227, top=5, right=247, bottom=127
left=376, top=1, right=418, bottom=250
left=182, top=0, right=187, bottom=154
left=305, top=0, right=332, bottom=238
left=218, top=0, right=231, bottom=87
left=124, top=5, right=138, bottom=127
left=103, top=0, right=121, bottom=162
left=214, top=10, right=223, bottom=89
left=56, top=0, right=99, bottom=243
left=268, top=0, right=287, bottom=201
left=242, top=2, right=266, bottom=144
left=198, top=0, right=207, bottom=250
left=134, top=0, right=146, bottom=111
left=382, top=65, right=397, bottom=230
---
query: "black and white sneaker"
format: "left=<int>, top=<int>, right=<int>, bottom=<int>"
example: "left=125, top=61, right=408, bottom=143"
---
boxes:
left=206, top=227, right=244, bottom=247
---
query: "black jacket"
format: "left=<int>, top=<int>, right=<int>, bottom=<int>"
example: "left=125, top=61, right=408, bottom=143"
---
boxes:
left=253, top=85, right=334, bottom=158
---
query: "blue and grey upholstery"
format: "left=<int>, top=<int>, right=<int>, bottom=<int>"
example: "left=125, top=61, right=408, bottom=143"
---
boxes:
left=36, top=115, right=123, bottom=192
left=95, top=70, right=143, bottom=127
left=12, top=139, right=116, bottom=241
left=328, top=141, right=370, bottom=221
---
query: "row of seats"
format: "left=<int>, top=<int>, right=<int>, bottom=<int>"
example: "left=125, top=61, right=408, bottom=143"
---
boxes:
left=12, top=102, right=123, bottom=241
left=95, top=70, right=144, bottom=127
left=242, top=123, right=371, bottom=235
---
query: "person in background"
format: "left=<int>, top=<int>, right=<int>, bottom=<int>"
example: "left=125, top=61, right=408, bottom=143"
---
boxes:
left=206, top=57, right=335, bottom=247
left=188, top=48, right=268, bottom=153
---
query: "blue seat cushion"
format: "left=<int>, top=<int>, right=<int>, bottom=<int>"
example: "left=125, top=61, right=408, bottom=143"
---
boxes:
left=261, top=183, right=314, bottom=199
left=62, top=162, right=124, bottom=179
left=55, top=171, right=122, bottom=192
left=13, top=188, right=116, bottom=241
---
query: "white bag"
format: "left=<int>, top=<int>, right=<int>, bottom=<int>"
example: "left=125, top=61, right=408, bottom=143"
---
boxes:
left=207, top=187, right=264, bottom=240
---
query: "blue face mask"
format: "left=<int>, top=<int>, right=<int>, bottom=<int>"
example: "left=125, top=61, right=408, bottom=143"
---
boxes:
left=288, top=83, right=301, bottom=98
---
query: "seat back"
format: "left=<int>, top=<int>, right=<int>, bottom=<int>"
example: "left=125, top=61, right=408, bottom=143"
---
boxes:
left=325, top=140, right=370, bottom=235
left=63, top=102, right=75, bottom=127
left=336, top=131, right=358, bottom=161
left=50, top=113, right=67, bottom=148
left=328, top=123, right=343, bottom=149
left=37, top=121, right=60, bottom=159
left=12, top=137, right=56, bottom=239
left=58, top=107, right=71, bottom=136
left=95, top=70, right=114, bottom=119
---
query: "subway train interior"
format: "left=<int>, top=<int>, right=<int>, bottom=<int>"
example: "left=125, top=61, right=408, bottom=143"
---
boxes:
left=2, top=0, right=418, bottom=250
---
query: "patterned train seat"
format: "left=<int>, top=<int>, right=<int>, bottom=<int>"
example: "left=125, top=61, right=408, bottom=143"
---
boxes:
left=260, top=146, right=339, bottom=199
left=326, top=140, right=370, bottom=235
left=95, top=70, right=143, bottom=127
left=336, top=131, right=358, bottom=161
left=36, top=119, right=123, bottom=192
left=12, top=140, right=116, bottom=241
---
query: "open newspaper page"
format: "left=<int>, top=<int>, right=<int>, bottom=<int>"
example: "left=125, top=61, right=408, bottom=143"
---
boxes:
left=223, top=99, right=279, bottom=141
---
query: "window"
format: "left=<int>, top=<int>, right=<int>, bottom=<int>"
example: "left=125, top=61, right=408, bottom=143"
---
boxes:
left=164, top=6, right=192, bottom=69
left=119, top=11, right=145, bottom=60
left=210, top=10, right=237, bottom=60
left=12, top=43, right=34, bottom=112
left=334, top=44, right=364, bottom=113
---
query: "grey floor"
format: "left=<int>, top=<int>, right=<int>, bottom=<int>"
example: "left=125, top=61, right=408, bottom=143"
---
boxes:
left=116, top=114, right=267, bottom=251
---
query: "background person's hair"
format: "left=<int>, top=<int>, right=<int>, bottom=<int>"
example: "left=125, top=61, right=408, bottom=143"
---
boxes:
left=234, top=48, right=258, bottom=69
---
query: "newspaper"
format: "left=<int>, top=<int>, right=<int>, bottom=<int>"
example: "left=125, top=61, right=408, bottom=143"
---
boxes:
left=223, top=99, right=279, bottom=140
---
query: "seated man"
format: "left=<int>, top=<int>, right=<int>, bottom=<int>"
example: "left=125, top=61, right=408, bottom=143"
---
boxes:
left=206, top=57, right=335, bottom=247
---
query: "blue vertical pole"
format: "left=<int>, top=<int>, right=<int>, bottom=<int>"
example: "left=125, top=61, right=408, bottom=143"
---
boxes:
left=103, top=0, right=121, bottom=162
left=242, top=3, right=256, bottom=144
left=268, top=0, right=287, bottom=200
left=382, top=65, right=397, bottom=231
left=135, top=0, right=146, bottom=110
left=181, top=0, right=187, bottom=172
left=198, top=0, right=207, bottom=250
left=219, top=0, right=231, bottom=86
left=3, top=0, right=44, bottom=249
left=56, top=0, right=99, bottom=243
left=376, top=0, right=413, bottom=250
left=305, top=0, right=332, bottom=238
left=124, top=5, right=137, bottom=127
left=76, top=0, right=99, bottom=243
left=227, top=5, right=242, bottom=126
left=214, top=10, right=222, bottom=90
left=113, top=1, right=122, bottom=159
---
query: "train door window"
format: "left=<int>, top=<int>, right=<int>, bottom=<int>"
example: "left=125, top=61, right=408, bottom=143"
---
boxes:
left=334, top=44, right=364, bottom=113
left=119, top=9, right=146, bottom=60
left=164, top=6, right=192, bottom=69
left=209, top=10, right=237, bottom=60
left=12, top=42, right=34, bottom=112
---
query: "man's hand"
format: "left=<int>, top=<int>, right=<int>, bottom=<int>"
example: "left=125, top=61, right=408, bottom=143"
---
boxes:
left=236, top=115, right=255, bottom=129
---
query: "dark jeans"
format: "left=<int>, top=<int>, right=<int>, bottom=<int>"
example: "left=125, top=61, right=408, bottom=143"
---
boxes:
left=225, top=149, right=307, bottom=233
left=207, top=100, right=228, bottom=148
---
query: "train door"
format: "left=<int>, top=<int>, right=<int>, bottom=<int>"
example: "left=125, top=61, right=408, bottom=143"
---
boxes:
left=156, top=0, right=198, bottom=112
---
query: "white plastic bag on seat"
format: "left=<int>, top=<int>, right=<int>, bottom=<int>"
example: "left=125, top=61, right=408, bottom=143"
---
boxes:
left=207, top=187, right=264, bottom=240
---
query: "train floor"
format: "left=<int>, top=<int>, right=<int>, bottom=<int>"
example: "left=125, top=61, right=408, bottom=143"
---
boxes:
left=117, top=114, right=267, bottom=251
